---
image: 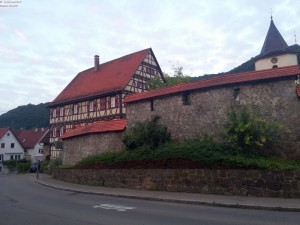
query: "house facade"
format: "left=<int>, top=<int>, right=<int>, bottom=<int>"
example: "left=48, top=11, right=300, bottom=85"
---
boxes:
left=124, top=19, right=300, bottom=156
left=15, top=128, right=49, bottom=163
left=49, top=48, right=164, bottom=159
left=0, top=128, right=24, bottom=172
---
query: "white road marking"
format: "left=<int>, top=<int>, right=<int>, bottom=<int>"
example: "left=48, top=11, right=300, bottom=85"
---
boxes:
left=93, top=204, right=136, bottom=211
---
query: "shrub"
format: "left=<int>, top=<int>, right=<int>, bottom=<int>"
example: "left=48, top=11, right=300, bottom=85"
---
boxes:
left=3, top=159, right=31, bottom=173
left=123, top=115, right=170, bottom=150
left=224, top=107, right=280, bottom=154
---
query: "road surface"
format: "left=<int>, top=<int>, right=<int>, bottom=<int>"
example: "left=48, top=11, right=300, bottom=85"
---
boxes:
left=0, top=173, right=299, bottom=225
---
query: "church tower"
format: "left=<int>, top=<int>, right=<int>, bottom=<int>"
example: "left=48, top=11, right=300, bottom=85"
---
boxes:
left=254, top=17, right=298, bottom=70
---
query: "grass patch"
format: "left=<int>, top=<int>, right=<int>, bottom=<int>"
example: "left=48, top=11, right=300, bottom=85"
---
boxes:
left=74, top=140, right=300, bottom=170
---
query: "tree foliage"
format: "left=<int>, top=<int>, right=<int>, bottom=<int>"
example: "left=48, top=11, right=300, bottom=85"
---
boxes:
left=0, top=103, right=49, bottom=129
left=224, top=107, right=280, bottom=154
left=123, top=115, right=170, bottom=150
left=148, top=66, right=193, bottom=89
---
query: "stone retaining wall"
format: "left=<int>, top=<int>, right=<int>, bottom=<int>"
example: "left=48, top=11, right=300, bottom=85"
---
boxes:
left=52, top=168, right=300, bottom=198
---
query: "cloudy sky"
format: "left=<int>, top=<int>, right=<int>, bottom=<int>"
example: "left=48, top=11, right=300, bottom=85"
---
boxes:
left=1, top=0, right=300, bottom=115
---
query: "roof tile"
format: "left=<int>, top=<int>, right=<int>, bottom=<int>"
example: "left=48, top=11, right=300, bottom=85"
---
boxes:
left=50, top=48, right=150, bottom=106
left=125, top=65, right=300, bottom=103
left=60, top=119, right=127, bottom=139
left=15, top=128, right=49, bottom=149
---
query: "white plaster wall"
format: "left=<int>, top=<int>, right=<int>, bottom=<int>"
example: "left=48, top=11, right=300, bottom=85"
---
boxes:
left=255, top=54, right=298, bottom=70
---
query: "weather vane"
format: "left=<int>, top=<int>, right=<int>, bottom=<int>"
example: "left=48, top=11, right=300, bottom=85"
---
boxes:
left=270, top=8, right=273, bottom=20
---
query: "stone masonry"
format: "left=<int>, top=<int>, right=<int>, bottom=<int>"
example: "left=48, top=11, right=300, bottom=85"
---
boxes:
left=126, top=78, right=300, bottom=156
left=61, top=132, right=125, bottom=165
left=52, top=168, right=300, bottom=198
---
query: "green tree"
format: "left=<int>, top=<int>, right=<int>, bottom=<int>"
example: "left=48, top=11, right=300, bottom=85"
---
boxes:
left=123, top=115, right=170, bottom=150
left=224, top=107, right=280, bottom=154
left=148, top=66, right=192, bottom=89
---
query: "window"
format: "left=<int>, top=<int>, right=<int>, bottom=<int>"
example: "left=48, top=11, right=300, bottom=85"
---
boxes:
left=89, top=101, right=94, bottom=112
left=53, top=108, right=57, bottom=118
left=53, top=128, right=57, bottom=138
left=39, top=149, right=43, bottom=154
left=233, top=88, right=240, bottom=101
left=100, top=98, right=106, bottom=110
left=60, top=127, right=64, bottom=137
left=59, top=107, right=64, bottom=117
left=15, top=155, right=20, bottom=160
left=7, top=132, right=10, bottom=137
left=111, top=97, right=115, bottom=108
left=1, top=143, right=4, bottom=148
left=11, top=143, right=14, bottom=148
left=150, top=99, right=154, bottom=111
left=73, top=104, right=78, bottom=114
left=10, top=155, right=14, bottom=160
left=183, top=92, right=191, bottom=105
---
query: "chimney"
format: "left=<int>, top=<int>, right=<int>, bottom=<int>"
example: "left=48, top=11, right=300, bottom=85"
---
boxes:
left=94, top=55, right=99, bottom=72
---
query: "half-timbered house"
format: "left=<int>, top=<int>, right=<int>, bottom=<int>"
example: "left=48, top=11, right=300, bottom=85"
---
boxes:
left=48, top=48, right=164, bottom=158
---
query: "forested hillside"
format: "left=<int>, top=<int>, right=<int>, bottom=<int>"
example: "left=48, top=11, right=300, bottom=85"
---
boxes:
left=0, top=103, right=50, bottom=129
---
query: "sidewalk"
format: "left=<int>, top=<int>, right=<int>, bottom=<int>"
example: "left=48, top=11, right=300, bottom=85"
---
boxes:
left=34, top=173, right=300, bottom=212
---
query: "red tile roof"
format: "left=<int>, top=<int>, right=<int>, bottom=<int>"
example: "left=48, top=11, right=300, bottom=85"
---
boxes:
left=60, top=119, right=127, bottom=139
left=50, top=48, right=151, bottom=106
left=15, top=128, right=49, bottom=149
left=0, top=127, right=10, bottom=139
left=125, top=65, right=300, bottom=103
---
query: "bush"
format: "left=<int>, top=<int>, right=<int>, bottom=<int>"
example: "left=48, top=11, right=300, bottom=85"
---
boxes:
left=74, top=139, right=300, bottom=170
left=3, top=160, right=31, bottom=173
left=123, top=115, right=170, bottom=150
left=224, top=107, right=280, bottom=154
left=49, top=158, right=62, bottom=169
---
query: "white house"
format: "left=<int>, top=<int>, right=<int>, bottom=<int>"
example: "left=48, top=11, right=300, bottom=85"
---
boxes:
left=0, top=128, right=24, bottom=172
left=15, top=128, right=49, bottom=163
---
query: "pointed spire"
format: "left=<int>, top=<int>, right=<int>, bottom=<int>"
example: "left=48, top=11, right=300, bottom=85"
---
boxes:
left=260, top=18, right=288, bottom=55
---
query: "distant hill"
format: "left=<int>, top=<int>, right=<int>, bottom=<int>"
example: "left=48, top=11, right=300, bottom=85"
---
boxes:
left=0, top=103, right=50, bottom=130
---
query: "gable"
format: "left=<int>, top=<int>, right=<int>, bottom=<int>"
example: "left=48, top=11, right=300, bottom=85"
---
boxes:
left=124, top=49, right=165, bottom=93
left=50, top=48, right=152, bottom=107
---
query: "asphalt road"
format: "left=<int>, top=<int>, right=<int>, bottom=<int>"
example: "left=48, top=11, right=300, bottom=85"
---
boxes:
left=0, top=173, right=300, bottom=225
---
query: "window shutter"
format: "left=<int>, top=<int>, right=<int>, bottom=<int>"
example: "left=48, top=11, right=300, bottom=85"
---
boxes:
left=56, top=127, right=60, bottom=137
left=100, top=98, right=106, bottom=110
left=87, top=101, right=90, bottom=112
left=50, top=109, right=53, bottom=118
left=115, top=96, right=119, bottom=107
left=93, top=100, right=97, bottom=111
left=107, top=97, right=111, bottom=109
